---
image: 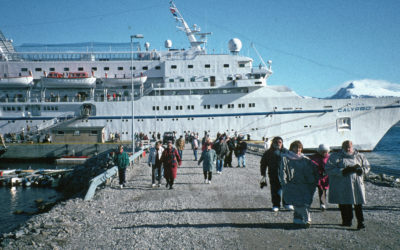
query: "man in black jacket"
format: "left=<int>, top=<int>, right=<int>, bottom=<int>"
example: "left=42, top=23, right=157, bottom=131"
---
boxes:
left=260, top=137, right=293, bottom=212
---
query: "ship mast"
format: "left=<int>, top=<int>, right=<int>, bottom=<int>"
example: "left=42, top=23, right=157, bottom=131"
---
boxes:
left=169, top=1, right=210, bottom=51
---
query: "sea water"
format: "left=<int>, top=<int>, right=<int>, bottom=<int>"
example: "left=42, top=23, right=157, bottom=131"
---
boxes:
left=1, top=125, right=400, bottom=235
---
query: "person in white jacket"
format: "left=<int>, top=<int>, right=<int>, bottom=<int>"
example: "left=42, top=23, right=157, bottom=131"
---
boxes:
left=325, top=140, right=370, bottom=230
left=148, top=141, right=164, bottom=187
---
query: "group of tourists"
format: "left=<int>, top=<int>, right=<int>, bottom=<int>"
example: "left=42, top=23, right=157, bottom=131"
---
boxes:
left=260, top=136, right=370, bottom=229
left=111, top=133, right=370, bottom=230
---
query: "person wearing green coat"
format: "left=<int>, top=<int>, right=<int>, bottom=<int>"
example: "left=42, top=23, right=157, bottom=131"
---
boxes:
left=198, top=143, right=217, bottom=184
left=113, top=145, right=130, bottom=188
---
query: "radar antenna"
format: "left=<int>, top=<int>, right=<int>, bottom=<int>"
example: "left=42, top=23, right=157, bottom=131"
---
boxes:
left=169, top=1, right=210, bottom=50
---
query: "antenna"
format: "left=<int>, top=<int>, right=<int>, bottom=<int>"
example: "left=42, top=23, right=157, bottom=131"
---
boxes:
left=251, top=43, right=268, bottom=68
left=169, top=1, right=210, bottom=50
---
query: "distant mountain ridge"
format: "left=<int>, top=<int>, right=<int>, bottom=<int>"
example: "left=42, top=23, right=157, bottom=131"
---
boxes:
left=330, top=79, right=400, bottom=99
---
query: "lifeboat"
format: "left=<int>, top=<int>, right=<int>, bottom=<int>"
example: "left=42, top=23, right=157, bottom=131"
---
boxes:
left=0, top=73, right=33, bottom=88
left=40, top=71, right=96, bottom=88
left=101, top=73, right=147, bottom=87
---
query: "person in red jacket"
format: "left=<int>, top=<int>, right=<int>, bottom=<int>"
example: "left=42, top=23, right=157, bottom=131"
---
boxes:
left=161, top=140, right=182, bottom=189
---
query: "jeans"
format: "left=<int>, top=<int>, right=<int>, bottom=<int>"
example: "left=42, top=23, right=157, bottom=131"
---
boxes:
left=293, top=205, right=311, bottom=224
left=178, top=149, right=183, bottom=160
left=216, top=159, right=224, bottom=172
left=151, top=164, right=162, bottom=184
left=193, top=149, right=198, bottom=160
left=237, top=155, right=246, bottom=167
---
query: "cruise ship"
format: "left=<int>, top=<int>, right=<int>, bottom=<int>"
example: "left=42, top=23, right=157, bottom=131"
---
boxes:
left=0, top=1, right=399, bottom=151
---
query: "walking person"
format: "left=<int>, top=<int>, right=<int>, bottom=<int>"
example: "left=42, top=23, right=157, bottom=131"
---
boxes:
left=280, top=141, right=318, bottom=228
left=148, top=141, right=164, bottom=187
left=224, top=136, right=235, bottom=168
left=161, top=141, right=182, bottom=189
left=325, top=140, right=370, bottom=229
left=234, top=136, right=247, bottom=168
left=214, top=137, right=228, bottom=174
left=309, top=144, right=330, bottom=211
left=176, top=135, right=185, bottom=160
left=113, top=145, right=130, bottom=188
left=191, top=135, right=199, bottom=161
left=198, top=143, right=217, bottom=184
left=260, top=136, right=293, bottom=212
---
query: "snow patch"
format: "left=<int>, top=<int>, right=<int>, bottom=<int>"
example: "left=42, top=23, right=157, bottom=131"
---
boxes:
left=330, top=79, right=400, bottom=99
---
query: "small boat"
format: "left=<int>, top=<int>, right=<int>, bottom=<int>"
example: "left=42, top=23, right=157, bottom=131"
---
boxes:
left=40, top=71, right=96, bottom=88
left=0, top=74, right=33, bottom=88
left=101, top=73, right=147, bottom=87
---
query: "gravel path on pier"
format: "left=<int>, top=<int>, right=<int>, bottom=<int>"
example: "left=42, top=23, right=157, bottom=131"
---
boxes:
left=2, top=146, right=400, bottom=249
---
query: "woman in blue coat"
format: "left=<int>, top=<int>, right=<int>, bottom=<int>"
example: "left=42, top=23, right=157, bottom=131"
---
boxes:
left=198, top=143, right=217, bottom=184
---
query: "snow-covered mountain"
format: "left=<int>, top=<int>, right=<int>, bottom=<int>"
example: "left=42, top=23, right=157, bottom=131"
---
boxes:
left=330, top=79, right=400, bottom=99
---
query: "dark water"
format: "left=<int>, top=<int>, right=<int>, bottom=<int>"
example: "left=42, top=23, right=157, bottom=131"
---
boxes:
left=1, top=125, right=400, bottom=235
left=0, top=162, right=65, bottom=235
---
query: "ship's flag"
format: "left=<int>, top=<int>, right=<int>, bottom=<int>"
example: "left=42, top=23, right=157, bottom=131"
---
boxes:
left=170, top=7, right=177, bottom=17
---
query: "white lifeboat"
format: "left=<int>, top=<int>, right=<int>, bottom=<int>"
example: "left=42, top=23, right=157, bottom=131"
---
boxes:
left=0, top=74, right=33, bottom=88
left=101, top=73, right=147, bottom=87
left=40, top=72, right=96, bottom=88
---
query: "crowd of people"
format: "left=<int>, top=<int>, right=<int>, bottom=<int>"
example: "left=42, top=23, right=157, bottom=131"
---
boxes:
left=111, top=133, right=370, bottom=230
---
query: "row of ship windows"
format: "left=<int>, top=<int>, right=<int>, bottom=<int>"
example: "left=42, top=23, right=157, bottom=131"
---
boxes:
left=21, top=63, right=244, bottom=73
left=152, top=103, right=256, bottom=111
left=136, top=116, right=247, bottom=122
left=2, top=106, right=58, bottom=112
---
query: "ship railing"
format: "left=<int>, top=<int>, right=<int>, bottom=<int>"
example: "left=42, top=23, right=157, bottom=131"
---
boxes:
left=84, top=145, right=150, bottom=201
left=2, top=51, right=163, bottom=62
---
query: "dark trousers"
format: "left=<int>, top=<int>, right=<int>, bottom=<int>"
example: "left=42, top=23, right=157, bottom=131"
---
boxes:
left=318, top=188, right=327, bottom=205
left=269, top=174, right=286, bottom=207
left=166, top=178, right=174, bottom=188
left=203, top=171, right=212, bottom=180
left=224, top=151, right=233, bottom=167
left=178, top=150, right=183, bottom=160
left=118, top=167, right=126, bottom=185
left=151, top=164, right=162, bottom=184
left=339, top=204, right=364, bottom=225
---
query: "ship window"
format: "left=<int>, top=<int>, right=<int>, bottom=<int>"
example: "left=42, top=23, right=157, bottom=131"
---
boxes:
left=78, top=67, right=84, bottom=71
left=215, top=104, right=219, bottom=109
left=92, top=67, right=97, bottom=71
left=118, top=67, right=124, bottom=71
left=190, top=77, right=195, bottom=82
left=224, top=64, right=229, bottom=68
left=57, top=131, right=65, bottom=136
left=337, top=117, right=351, bottom=131
left=205, top=64, right=211, bottom=68
left=130, top=66, right=136, bottom=70
left=227, top=76, right=233, bottom=81
left=171, top=65, right=177, bottom=69
left=90, top=131, right=98, bottom=135
left=155, top=66, right=161, bottom=70
left=64, top=67, right=69, bottom=71
left=176, top=106, right=179, bottom=110
left=239, top=63, right=245, bottom=68
left=188, top=65, right=193, bottom=69
left=11, top=107, right=15, bottom=111
left=142, top=66, right=148, bottom=70
left=6, top=107, right=10, bottom=111
left=203, top=78, right=208, bottom=82
left=153, top=106, right=156, bottom=111
left=35, top=68, right=42, bottom=72
left=169, top=79, right=174, bottom=82
left=220, top=104, right=223, bottom=108
left=74, top=130, right=80, bottom=136
left=104, top=67, right=110, bottom=71
left=17, top=107, right=21, bottom=111
left=21, top=68, right=28, bottom=72
left=180, top=79, right=184, bottom=82
left=48, top=67, right=55, bottom=72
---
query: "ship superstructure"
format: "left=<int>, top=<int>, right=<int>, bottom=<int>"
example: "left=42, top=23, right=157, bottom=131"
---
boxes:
left=0, top=1, right=399, bottom=151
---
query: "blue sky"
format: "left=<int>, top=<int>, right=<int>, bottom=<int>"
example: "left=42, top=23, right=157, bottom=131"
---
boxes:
left=1, top=0, right=399, bottom=97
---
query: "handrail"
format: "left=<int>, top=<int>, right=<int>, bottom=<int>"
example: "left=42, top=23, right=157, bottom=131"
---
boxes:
left=84, top=145, right=149, bottom=201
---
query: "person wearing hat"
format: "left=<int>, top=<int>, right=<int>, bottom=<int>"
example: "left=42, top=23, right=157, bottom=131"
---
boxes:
left=234, top=136, right=247, bottom=168
left=310, top=144, right=331, bottom=211
left=113, top=145, right=130, bottom=188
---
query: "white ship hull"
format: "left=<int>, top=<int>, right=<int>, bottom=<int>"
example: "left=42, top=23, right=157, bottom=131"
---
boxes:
left=1, top=1, right=399, bottom=152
